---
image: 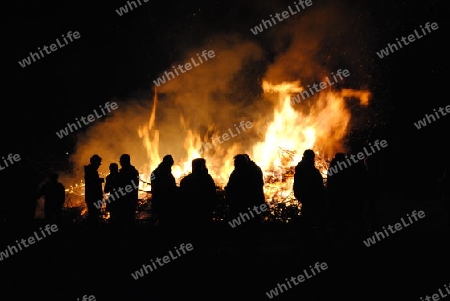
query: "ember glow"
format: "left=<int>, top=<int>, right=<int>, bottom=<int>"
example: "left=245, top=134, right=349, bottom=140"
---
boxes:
left=62, top=72, right=371, bottom=222
left=61, top=2, right=374, bottom=222
left=136, top=78, right=370, bottom=211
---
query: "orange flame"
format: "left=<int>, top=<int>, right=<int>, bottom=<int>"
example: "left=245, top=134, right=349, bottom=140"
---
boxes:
left=138, top=79, right=370, bottom=192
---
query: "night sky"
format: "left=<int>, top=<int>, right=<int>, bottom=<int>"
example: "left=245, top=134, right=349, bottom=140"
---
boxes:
left=5, top=1, right=444, bottom=146
left=1, top=0, right=447, bottom=299
left=5, top=0, right=444, bottom=158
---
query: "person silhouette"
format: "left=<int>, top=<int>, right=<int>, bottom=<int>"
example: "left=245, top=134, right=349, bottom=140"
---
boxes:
left=243, top=154, right=266, bottom=207
left=346, top=156, right=368, bottom=241
left=151, top=154, right=181, bottom=250
left=104, top=163, right=120, bottom=224
left=327, top=152, right=352, bottom=239
left=38, top=172, right=66, bottom=224
left=226, top=154, right=265, bottom=217
left=84, top=154, right=104, bottom=227
left=293, top=149, right=326, bottom=233
left=364, top=153, right=383, bottom=233
left=151, top=155, right=179, bottom=229
left=117, top=154, right=139, bottom=234
left=8, top=152, right=41, bottom=229
left=179, top=158, right=217, bottom=259
left=438, top=163, right=450, bottom=228
left=225, top=154, right=265, bottom=266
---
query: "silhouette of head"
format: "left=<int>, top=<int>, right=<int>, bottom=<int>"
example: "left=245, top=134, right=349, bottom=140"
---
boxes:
left=119, top=154, right=131, bottom=167
left=302, top=149, right=315, bottom=164
left=334, top=152, right=346, bottom=162
left=192, top=158, right=207, bottom=174
left=162, top=155, right=174, bottom=167
left=49, top=172, right=59, bottom=182
left=109, top=163, right=119, bottom=173
left=243, top=154, right=253, bottom=163
left=233, top=154, right=248, bottom=170
left=303, top=149, right=315, bottom=159
left=90, top=154, right=102, bottom=167
left=442, top=163, right=450, bottom=178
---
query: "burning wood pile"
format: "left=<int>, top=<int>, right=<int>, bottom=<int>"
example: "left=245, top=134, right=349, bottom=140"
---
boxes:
left=61, top=75, right=369, bottom=224
left=62, top=148, right=329, bottom=225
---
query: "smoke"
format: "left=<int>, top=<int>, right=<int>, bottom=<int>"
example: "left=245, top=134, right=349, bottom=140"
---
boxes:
left=66, top=98, right=152, bottom=180
left=154, top=33, right=265, bottom=153
left=256, top=0, right=374, bottom=155
left=263, top=0, right=373, bottom=86
left=64, top=0, right=373, bottom=189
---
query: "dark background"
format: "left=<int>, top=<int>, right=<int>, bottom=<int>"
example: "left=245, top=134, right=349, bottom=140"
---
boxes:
left=0, top=1, right=447, bottom=300
left=3, top=0, right=445, bottom=178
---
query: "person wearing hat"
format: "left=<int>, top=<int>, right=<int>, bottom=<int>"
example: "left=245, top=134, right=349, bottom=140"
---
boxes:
left=84, top=154, right=104, bottom=226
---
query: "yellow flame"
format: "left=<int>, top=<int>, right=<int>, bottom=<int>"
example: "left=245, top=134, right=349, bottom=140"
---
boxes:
left=137, top=91, right=161, bottom=174
left=138, top=79, right=370, bottom=191
left=251, top=80, right=370, bottom=176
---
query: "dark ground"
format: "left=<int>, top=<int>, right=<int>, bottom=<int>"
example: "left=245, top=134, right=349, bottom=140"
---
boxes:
left=1, top=1, right=446, bottom=300
left=1, top=187, right=449, bottom=301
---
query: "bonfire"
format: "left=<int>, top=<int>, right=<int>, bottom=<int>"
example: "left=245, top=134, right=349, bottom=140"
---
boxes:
left=62, top=76, right=370, bottom=224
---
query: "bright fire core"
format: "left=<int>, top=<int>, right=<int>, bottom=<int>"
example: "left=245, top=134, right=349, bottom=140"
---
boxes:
left=137, top=79, right=370, bottom=204
left=62, top=78, right=370, bottom=220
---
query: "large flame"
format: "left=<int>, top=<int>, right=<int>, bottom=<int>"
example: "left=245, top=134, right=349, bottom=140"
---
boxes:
left=62, top=76, right=371, bottom=221
left=138, top=78, right=371, bottom=203
left=60, top=0, right=375, bottom=222
left=253, top=80, right=371, bottom=175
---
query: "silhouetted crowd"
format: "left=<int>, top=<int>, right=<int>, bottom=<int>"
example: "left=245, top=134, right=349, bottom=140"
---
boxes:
left=2, top=148, right=450, bottom=243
